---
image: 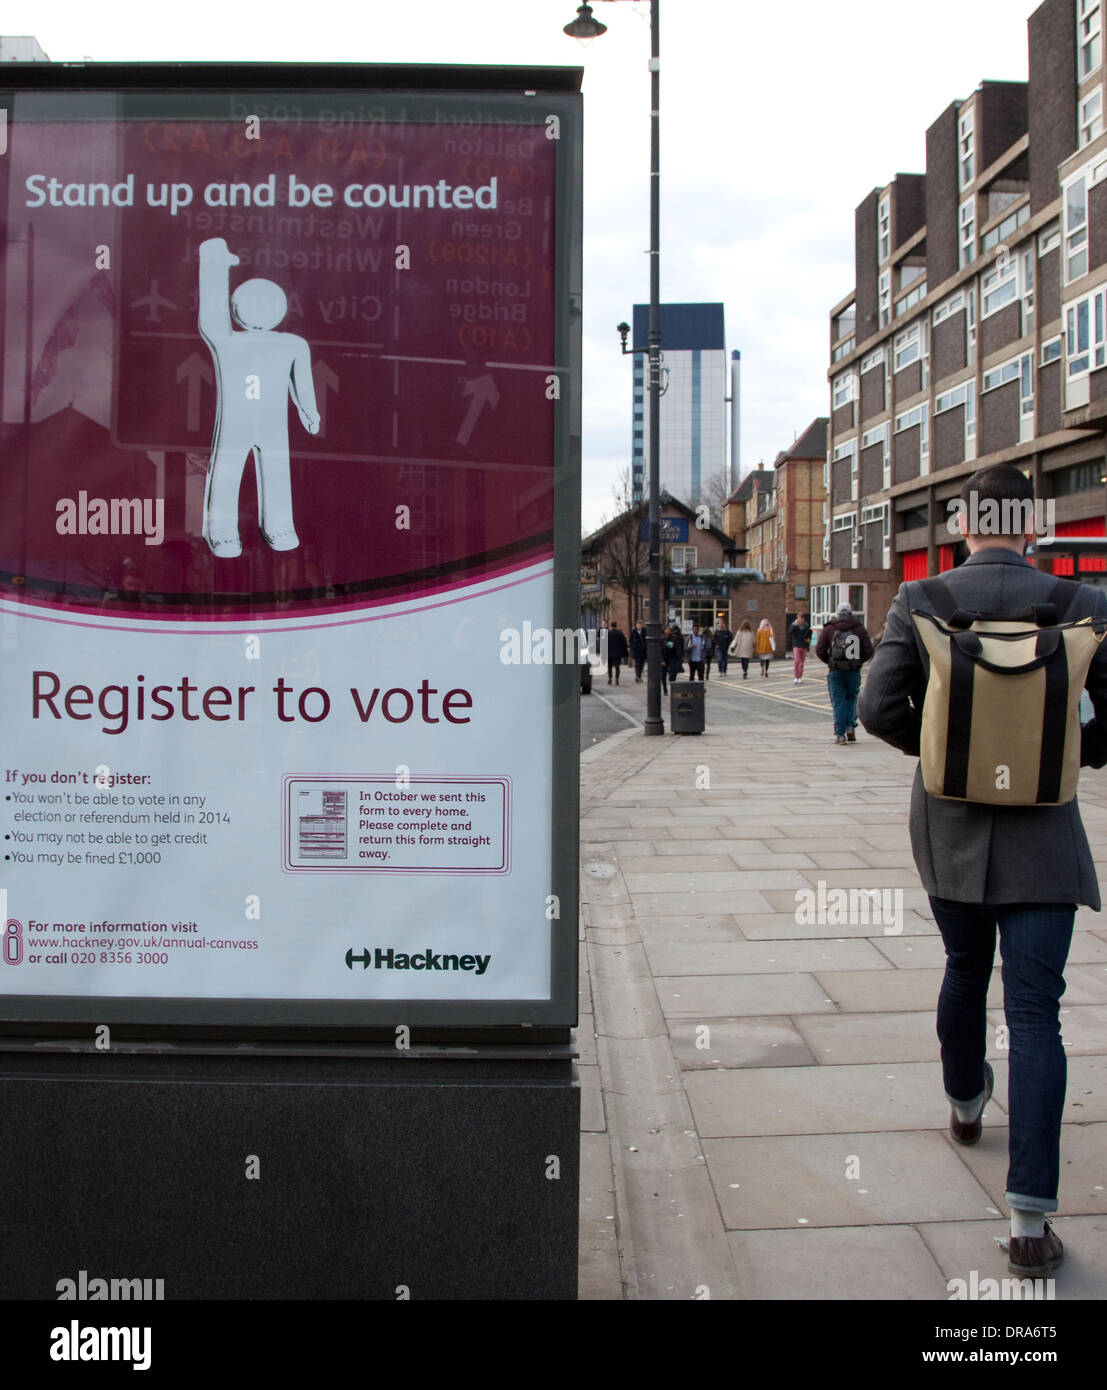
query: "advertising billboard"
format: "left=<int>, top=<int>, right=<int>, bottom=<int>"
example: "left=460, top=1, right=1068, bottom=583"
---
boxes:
left=0, top=66, right=582, bottom=1029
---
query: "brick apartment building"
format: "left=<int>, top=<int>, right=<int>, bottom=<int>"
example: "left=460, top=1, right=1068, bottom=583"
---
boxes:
left=724, top=420, right=829, bottom=620
left=818, top=0, right=1107, bottom=636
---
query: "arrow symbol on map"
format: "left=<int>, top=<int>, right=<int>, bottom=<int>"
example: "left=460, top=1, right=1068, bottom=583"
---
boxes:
left=456, top=373, right=500, bottom=447
left=176, top=353, right=213, bottom=433
left=312, top=360, right=339, bottom=436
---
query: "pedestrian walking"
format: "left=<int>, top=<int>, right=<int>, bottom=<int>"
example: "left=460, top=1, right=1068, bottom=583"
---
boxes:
left=816, top=602, right=873, bottom=742
left=755, top=618, right=775, bottom=676
left=858, top=463, right=1107, bottom=1281
left=661, top=623, right=683, bottom=695
left=686, top=624, right=705, bottom=680
left=729, top=620, right=755, bottom=678
left=630, top=620, right=648, bottom=682
left=701, top=626, right=714, bottom=682
left=606, top=621, right=629, bottom=685
left=788, top=611, right=812, bottom=684
left=714, top=620, right=732, bottom=675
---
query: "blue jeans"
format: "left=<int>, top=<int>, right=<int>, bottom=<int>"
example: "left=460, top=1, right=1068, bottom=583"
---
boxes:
left=929, top=897, right=1074, bottom=1212
left=826, top=668, right=861, bottom=736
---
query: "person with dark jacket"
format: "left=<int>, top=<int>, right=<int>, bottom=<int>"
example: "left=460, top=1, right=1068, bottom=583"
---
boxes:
left=857, top=463, right=1107, bottom=1281
left=661, top=623, right=683, bottom=694
left=606, top=621, right=629, bottom=685
left=701, top=626, right=714, bottom=681
left=714, top=621, right=732, bottom=675
left=787, top=612, right=812, bottom=684
left=815, top=603, right=873, bottom=743
left=629, top=620, right=648, bottom=682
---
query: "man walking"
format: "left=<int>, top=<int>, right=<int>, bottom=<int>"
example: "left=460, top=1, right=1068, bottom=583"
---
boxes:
left=606, top=621, right=629, bottom=685
left=858, top=463, right=1107, bottom=1279
left=687, top=624, right=706, bottom=681
left=629, top=620, right=648, bottom=683
left=714, top=618, right=732, bottom=676
left=816, top=602, right=873, bottom=743
left=788, top=611, right=812, bottom=684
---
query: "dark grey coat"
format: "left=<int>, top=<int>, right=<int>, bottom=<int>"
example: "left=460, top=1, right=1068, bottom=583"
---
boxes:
left=857, top=547, right=1107, bottom=909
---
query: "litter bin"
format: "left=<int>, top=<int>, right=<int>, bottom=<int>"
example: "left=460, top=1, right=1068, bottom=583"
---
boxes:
left=670, top=680, right=705, bottom=734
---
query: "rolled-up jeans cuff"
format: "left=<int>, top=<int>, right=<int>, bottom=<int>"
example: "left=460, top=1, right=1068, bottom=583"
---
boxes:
left=1006, top=1191, right=1058, bottom=1214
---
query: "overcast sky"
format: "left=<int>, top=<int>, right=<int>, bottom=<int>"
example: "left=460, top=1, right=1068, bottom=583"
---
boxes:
left=11, top=0, right=1036, bottom=532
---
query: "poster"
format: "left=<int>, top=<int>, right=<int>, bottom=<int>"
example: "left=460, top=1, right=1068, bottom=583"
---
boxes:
left=0, top=72, right=582, bottom=1028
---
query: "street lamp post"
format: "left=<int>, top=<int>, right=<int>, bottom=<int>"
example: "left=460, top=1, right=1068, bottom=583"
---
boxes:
left=566, top=0, right=664, bottom=735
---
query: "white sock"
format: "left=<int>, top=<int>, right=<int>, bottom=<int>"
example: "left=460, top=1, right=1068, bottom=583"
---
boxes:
left=1010, top=1208, right=1045, bottom=1240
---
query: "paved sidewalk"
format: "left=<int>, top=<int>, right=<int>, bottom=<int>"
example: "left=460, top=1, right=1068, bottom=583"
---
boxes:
left=576, top=697, right=1107, bottom=1300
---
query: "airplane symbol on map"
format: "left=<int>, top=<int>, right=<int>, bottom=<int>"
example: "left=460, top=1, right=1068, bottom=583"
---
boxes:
left=130, top=279, right=177, bottom=324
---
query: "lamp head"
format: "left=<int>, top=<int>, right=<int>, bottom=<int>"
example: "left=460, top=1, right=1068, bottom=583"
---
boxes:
left=563, top=4, right=608, bottom=42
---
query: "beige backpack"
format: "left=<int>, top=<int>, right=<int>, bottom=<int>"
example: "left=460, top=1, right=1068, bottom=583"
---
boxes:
left=910, top=576, right=1106, bottom=805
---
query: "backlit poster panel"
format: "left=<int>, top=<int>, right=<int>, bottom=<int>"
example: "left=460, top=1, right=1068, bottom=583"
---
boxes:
left=0, top=71, right=581, bottom=1028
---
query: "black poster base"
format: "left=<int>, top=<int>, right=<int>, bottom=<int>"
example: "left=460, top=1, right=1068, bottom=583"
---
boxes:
left=0, top=1048, right=579, bottom=1301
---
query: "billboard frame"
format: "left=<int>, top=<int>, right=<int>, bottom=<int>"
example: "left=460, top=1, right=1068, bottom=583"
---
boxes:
left=0, top=61, right=583, bottom=1038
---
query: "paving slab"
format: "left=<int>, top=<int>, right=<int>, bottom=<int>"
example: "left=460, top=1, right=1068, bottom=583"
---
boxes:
left=814, top=968, right=1004, bottom=1013
left=795, top=1010, right=945, bottom=1066
left=951, top=1122, right=1107, bottom=1215
left=727, top=1225, right=950, bottom=1301
left=686, top=1060, right=1009, bottom=1138
left=630, top=890, right=776, bottom=916
left=654, top=972, right=840, bottom=1019
left=668, top=1016, right=816, bottom=1070
left=917, top=1216, right=1107, bottom=1299
left=640, top=935, right=892, bottom=977
left=737, top=910, right=940, bottom=940
left=703, top=1131, right=1000, bottom=1228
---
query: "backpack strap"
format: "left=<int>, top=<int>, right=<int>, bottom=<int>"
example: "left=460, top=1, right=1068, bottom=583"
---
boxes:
left=1031, top=576, right=1081, bottom=628
left=914, top=576, right=977, bottom=630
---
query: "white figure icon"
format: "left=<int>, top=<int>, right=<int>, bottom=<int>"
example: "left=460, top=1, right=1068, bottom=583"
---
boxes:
left=198, top=237, right=320, bottom=558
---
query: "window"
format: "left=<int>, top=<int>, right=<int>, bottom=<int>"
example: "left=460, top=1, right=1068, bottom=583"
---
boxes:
left=893, top=324, right=921, bottom=371
left=1065, top=284, right=1107, bottom=375
left=833, top=304, right=856, bottom=342
left=832, top=335, right=855, bottom=362
left=980, top=201, right=1030, bottom=253
left=959, top=106, right=975, bottom=190
left=879, top=271, right=891, bottom=328
left=895, top=280, right=927, bottom=318
left=1080, top=86, right=1104, bottom=147
left=1054, top=460, right=1106, bottom=494
left=895, top=402, right=930, bottom=473
left=1039, top=221, right=1061, bottom=256
left=832, top=512, right=856, bottom=532
left=670, top=546, right=697, bottom=569
left=981, top=253, right=1019, bottom=317
left=935, top=380, right=976, bottom=439
left=860, top=347, right=885, bottom=373
left=1042, top=335, right=1063, bottom=363
left=1065, top=173, right=1089, bottom=282
left=878, top=194, right=891, bottom=263
left=1079, top=0, right=1102, bottom=80
left=982, top=352, right=1034, bottom=416
left=862, top=423, right=891, bottom=490
left=959, top=198, right=976, bottom=268
left=833, top=372, right=856, bottom=409
left=933, top=291, right=965, bottom=325
left=834, top=439, right=858, bottom=501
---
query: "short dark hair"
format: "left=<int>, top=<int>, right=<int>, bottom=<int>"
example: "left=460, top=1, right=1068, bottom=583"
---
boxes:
left=958, top=464, right=1034, bottom=535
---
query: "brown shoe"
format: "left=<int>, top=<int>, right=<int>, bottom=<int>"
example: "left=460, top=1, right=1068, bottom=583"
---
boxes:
left=1008, top=1219, right=1063, bottom=1278
left=950, top=1062, right=994, bottom=1146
